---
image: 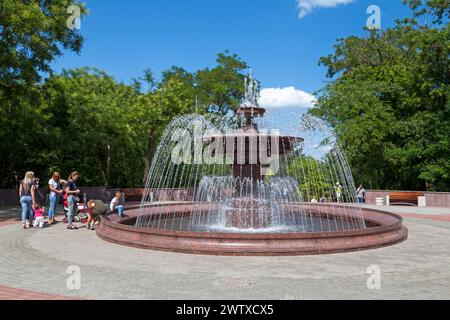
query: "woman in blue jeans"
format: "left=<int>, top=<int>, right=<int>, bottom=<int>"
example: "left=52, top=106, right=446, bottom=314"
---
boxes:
left=19, top=171, right=36, bottom=229
left=48, top=171, right=63, bottom=224
left=65, top=171, right=81, bottom=230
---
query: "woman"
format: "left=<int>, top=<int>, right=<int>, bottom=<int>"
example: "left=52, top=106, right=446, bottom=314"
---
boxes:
left=65, top=171, right=81, bottom=230
left=356, top=185, right=366, bottom=204
left=48, top=172, right=63, bottom=224
left=19, top=172, right=36, bottom=229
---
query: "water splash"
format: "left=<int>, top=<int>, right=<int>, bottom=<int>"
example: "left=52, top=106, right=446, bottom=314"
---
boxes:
left=135, top=73, right=365, bottom=234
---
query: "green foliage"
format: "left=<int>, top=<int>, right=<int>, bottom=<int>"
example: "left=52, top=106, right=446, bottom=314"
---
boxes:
left=0, top=0, right=88, bottom=89
left=0, top=47, right=248, bottom=187
left=195, top=51, right=249, bottom=115
left=42, top=68, right=148, bottom=187
left=310, top=1, right=450, bottom=191
left=285, top=156, right=333, bottom=201
left=137, top=51, right=248, bottom=183
left=0, top=0, right=88, bottom=187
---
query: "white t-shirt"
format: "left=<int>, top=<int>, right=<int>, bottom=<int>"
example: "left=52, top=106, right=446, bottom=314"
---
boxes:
left=48, top=178, right=61, bottom=197
left=110, top=197, right=120, bottom=211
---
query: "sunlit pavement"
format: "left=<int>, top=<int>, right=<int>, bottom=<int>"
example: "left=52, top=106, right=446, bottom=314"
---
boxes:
left=0, top=205, right=449, bottom=300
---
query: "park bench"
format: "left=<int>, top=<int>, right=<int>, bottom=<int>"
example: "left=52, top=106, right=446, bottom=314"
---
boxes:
left=388, top=192, right=424, bottom=206
left=121, top=188, right=145, bottom=202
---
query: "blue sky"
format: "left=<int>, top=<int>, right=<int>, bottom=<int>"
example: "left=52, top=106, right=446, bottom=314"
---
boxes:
left=53, top=0, right=412, bottom=104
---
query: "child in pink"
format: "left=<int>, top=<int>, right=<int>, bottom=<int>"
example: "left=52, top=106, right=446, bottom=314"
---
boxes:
left=32, top=203, right=45, bottom=228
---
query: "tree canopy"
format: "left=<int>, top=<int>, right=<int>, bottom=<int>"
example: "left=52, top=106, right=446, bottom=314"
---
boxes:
left=1, top=0, right=448, bottom=193
left=309, top=0, right=449, bottom=191
left=0, top=0, right=88, bottom=186
left=0, top=49, right=249, bottom=187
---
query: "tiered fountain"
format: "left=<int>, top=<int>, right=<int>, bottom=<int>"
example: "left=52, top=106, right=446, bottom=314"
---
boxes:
left=97, top=73, right=408, bottom=255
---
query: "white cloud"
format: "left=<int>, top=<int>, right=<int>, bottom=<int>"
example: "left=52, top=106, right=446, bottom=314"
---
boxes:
left=296, top=0, right=355, bottom=18
left=258, top=87, right=316, bottom=109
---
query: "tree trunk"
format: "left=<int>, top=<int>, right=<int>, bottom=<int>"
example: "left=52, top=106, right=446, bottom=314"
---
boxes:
left=143, top=128, right=157, bottom=186
left=105, top=142, right=111, bottom=187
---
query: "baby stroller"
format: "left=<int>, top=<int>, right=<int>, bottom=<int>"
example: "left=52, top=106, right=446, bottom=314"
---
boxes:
left=63, top=193, right=88, bottom=223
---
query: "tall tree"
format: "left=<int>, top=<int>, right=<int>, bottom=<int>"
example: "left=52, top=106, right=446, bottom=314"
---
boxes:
left=0, top=0, right=87, bottom=90
left=0, top=0, right=88, bottom=187
left=310, top=0, right=449, bottom=191
left=195, top=51, right=248, bottom=115
left=43, top=68, right=147, bottom=187
left=140, top=51, right=250, bottom=182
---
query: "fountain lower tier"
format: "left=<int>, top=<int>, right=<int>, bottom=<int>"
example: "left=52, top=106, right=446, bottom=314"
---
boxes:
left=96, top=203, right=408, bottom=256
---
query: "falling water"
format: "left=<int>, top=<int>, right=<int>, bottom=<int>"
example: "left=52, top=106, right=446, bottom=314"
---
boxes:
left=135, top=74, right=366, bottom=234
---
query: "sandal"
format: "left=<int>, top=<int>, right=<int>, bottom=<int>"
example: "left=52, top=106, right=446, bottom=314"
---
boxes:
left=67, top=225, right=78, bottom=230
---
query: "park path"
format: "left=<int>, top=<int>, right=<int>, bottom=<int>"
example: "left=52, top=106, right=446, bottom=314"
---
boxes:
left=0, top=205, right=450, bottom=300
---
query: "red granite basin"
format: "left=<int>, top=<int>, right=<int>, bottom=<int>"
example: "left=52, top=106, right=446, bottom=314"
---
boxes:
left=96, top=203, right=408, bottom=256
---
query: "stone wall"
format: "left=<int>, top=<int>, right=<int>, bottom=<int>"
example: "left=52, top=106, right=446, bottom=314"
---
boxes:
left=2, top=187, right=449, bottom=208
left=0, top=187, right=194, bottom=207
left=365, top=190, right=450, bottom=208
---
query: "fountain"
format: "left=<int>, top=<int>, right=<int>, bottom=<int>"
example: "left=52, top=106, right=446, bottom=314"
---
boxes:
left=97, top=73, right=408, bottom=255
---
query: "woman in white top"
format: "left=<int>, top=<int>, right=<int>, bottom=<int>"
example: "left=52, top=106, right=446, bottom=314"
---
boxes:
left=356, top=185, right=365, bottom=204
left=48, top=172, right=63, bottom=224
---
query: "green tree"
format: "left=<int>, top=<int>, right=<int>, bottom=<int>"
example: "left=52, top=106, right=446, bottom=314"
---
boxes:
left=195, top=51, right=249, bottom=115
left=140, top=51, right=250, bottom=182
left=310, top=1, right=449, bottom=191
left=43, top=68, right=147, bottom=187
left=0, top=0, right=88, bottom=187
left=0, top=0, right=87, bottom=90
left=285, top=156, right=333, bottom=201
left=141, top=76, right=196, bottom=183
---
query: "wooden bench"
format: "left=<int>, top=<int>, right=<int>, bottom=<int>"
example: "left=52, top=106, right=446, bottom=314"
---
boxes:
left=120, top=188, right=145, bottom=202
left=388, top=192, right=424, bottom=206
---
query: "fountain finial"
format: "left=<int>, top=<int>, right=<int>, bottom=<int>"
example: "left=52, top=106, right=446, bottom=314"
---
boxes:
left=242, top=70, right=259, bottom=107
left=239, top=71, right=266, bottom=121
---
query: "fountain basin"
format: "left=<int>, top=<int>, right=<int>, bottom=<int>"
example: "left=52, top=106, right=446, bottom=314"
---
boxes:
left=96, top=204, right=408, bottom=256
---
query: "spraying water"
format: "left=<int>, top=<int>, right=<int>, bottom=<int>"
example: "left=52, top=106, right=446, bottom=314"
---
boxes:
left=135, top=73, right=365, bottom=233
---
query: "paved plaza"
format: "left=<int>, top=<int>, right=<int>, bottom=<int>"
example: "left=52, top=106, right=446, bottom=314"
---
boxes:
left=0, top=205, right=449, bottom=300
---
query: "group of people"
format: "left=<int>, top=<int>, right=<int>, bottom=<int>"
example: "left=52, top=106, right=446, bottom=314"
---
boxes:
left=310, top=183, right=366, bottom=203
left=19, top=171, right=125, bottom=230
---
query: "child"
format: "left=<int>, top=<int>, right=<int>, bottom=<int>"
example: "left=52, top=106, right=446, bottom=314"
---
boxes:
left=32, top=203, right=45, bottom=228
left=110, top=192, right=124, bottom=218
left=87, top=199, right=106, bottom=230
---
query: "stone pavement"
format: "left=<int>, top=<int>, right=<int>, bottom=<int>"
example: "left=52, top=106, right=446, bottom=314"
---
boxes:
left=0, top=205, right=450, bottom=300
left=364, top=204, right=450, bottom=215
left=0, top=285, right=84, bottom=300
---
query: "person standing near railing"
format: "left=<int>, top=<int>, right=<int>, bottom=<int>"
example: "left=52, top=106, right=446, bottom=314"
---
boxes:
left=356, top=185, right=366, bottom=204
left=334, top=182, right=343, bottom=203
left=19, top=171, right=36, bottom=229
left=48, top=171, right=63, bottom=224
left=65, top=171, right=81, bottom=230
